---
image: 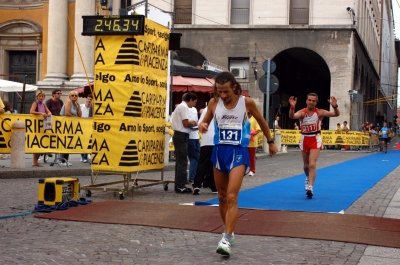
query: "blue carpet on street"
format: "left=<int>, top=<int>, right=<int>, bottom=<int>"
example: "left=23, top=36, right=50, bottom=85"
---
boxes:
left=195, top=151, right=400, bottom=213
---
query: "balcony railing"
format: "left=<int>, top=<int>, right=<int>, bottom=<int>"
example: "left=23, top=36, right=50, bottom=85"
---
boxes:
left=231, top=8, right=249, bottom=24
left=175, top=8, right=192, bottom=24
left=289, top=8, right=309, bottom=24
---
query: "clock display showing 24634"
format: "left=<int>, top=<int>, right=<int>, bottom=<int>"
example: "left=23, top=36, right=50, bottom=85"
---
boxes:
left=82, top=15, right=145, bottom=36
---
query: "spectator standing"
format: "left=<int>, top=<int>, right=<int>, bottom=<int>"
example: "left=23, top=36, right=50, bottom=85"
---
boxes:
left=294, top=122, right=300, bottom=130
left=274, top=116, right=281, bottom=129
left=0, top=97, right=4, bottom=114
left=30, top=90, right=52, bottom=167
left=340, top=121, right=350, bottom=150
left=247, top=112, right=261, bottom=176
left=368, top=124, right=378, bottom=152
left=3, top=101, right=12, bottom=114
left=1, top=101, right=14, bottom=159
left=59, top=91, right=82, bottom=166
left=45, top=89, right=64, bottom=116
left=192, top=106, right=217, bottom=194
left=0, top=98, right=6, bottom=162
left=187, top=106, right=200, bottom=183
left=171, top=93, right=198, bottom=193
left=80, top=94, right=92, bottom=163
left=341, top=121, right=350, bottom=132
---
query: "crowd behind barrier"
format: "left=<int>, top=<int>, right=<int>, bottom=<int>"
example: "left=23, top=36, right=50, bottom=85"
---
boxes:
left=166, top=127, right=372, bottom=153
left=0, top=114, right=378, bottom=156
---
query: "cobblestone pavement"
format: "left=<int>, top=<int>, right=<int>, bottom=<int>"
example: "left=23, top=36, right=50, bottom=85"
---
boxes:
left=1, top=147, right=400, bottom=264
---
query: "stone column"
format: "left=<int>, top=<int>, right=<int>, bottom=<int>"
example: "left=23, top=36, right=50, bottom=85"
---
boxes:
left=70, top=0, right=95, bottom=83
left=44, top=0, right=68, bottom=81
left=11, top=120, right=25, bottom=169
left=112, top=0, right=121, bottom=15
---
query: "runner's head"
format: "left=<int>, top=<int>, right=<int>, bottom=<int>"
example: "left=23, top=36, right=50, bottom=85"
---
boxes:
left=213, top=72, right=242, bottom=104
left=306, top=92, right=318, bottom=109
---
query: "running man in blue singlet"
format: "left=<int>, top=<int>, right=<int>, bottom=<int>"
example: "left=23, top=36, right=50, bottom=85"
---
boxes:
left=289, top=93, right=340, bottom=198
left=199, top=72, right=278, bottom=256
left=380, top=121, right=390, bottom=153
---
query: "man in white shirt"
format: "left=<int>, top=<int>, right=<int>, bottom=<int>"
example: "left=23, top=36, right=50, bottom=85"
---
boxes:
left=192, top=106, right=217, bottom=194
left=341, top=121, right=350, bottom=132
left=80, top=94, right=92, bottom=118
left=80, top=94, right=92, bottom=163
left=171, top=93, right=198, bottom=193
left=274, top=116, right=281, bottom=129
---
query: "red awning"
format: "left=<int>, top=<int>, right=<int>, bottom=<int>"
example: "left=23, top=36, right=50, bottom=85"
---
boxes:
left=172, top=75, right=215, bottom=93
left=172, top=75, right=192, bottom=86
left=183, top=77, right=214, bottom=87
left=172, top=75, right=249, bottom=96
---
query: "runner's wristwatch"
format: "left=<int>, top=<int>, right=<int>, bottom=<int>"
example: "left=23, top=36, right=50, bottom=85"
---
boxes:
left=267, top=140, right=274, bottom=144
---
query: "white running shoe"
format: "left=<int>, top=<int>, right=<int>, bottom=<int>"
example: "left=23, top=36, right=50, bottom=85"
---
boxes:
left=304, top=178, right=309, bottom=191
left=248, top=171, right=255, bottom=176
left=216, top=237, right=231, bottom=256
left=61, top=162, right=72, bottom=167
left=223, top=232, right=235, bottom=244
left=306, top=185, right=313, bottom=198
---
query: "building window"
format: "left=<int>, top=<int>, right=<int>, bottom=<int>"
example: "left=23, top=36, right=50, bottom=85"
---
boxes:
left=231, top=0, right=250, bottom=24
left=289, top=0, right=309, bottom=25
left=174, top=0, right=192, bottom=24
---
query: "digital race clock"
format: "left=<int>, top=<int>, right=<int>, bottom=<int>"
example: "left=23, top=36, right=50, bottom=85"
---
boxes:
left=82, top=15, right=145, bottom=36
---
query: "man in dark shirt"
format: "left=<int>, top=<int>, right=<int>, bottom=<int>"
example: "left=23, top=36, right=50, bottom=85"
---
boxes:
left=45, top=89, right=64, bottom=116
left=45, top=89, right=65, bottom=163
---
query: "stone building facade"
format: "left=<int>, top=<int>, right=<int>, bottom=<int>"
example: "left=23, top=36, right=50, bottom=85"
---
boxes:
left=0, top=0, right=398, bottom=130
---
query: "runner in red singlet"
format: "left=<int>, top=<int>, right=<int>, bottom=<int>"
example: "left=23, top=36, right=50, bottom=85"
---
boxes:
left=288, top=93, right=340, bottom=198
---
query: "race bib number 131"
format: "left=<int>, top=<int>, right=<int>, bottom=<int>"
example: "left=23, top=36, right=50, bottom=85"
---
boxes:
left=219, top=123, right=242, bottom=145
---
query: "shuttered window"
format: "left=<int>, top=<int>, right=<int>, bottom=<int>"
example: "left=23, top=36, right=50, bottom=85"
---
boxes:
left=289, top=0, right=309, bottom=25
left=231, top=0, right=250, bottom=24
left=174, top=0, right=192, bottom=24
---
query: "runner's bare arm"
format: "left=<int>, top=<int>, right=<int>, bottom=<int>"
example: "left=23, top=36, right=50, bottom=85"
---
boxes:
left=199, top=98, right=217, bottom=133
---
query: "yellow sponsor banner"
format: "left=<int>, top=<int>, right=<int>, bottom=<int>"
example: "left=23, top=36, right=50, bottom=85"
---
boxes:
left=321, top=131, right=369, bottom=146
left=94, top=19, right=169, bottom=73
left=92, top=18, right=169, bottom=172
left=93, top=70, right=167, bottom=119
left=0, top=114, right=92, bottom=153
left=93, top=18, right=168, bottom=119
left=279, top=130, right=302, bottom=145
left=274, top=130, right=370, bottom=146
left=91, top=118, right=166, bottom=172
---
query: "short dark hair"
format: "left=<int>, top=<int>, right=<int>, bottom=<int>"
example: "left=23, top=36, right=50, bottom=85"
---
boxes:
left=182, top=92, right=197, bottom=102
left=52, top=89, right=61, bottom=95
left=213, top=72, right=242, bottom=98
left=306, top=92, right=319, bottom=102
left=87, top=94, right=93, bottom=99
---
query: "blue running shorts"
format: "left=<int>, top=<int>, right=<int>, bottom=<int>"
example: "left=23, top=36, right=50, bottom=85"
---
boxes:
left=211, top=145, right=250, bottom=174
